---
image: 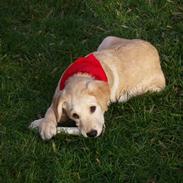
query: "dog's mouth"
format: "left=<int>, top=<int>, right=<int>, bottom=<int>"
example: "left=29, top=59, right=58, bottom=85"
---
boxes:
left=80, top=124, right=105, bottom=138
left=58, top=119, right=105, bottom=138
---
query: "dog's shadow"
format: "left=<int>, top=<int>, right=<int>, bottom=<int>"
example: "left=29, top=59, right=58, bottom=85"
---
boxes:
left=57, top=120, right=77, bottom=127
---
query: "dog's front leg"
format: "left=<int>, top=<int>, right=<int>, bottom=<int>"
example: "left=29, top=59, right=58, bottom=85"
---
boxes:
left=29, top=86, right=68, bottom=140
left=29, top=105, right=58, bottom=140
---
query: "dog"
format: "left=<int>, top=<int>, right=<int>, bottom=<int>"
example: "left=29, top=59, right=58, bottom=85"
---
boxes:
left=29, top=36, right=166, bottom=140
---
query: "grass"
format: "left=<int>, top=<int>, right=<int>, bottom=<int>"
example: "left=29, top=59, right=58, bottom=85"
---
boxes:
left=0, top=0, right=182, bottom=182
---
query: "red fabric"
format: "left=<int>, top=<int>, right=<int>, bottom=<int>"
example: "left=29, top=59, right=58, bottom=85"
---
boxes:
left=59, top=54, right=108, bottom=90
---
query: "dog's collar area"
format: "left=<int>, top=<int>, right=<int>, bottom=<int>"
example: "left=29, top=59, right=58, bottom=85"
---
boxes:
left=60, top=54, right=108, bottom=90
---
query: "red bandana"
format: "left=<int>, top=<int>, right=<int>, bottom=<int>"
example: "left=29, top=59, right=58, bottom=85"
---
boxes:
left=59, top=54, right=108, bottom=90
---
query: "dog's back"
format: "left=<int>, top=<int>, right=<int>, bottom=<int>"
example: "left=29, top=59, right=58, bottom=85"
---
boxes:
left=94, top=36, right=166, bottom=102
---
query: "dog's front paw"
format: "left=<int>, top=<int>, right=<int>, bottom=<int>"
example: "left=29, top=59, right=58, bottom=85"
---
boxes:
left=29, top=119, right=56, bottom=140
left=29, top=119, right=42, bottom=129
left=39, top=120, right=57, bottom=140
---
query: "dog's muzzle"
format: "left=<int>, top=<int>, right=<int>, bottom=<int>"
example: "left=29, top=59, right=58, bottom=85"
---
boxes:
left=86, top=124, right=106, bottom=138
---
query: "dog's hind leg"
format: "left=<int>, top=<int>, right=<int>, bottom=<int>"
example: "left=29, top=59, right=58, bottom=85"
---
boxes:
left=118, top=73, right=166, bottom=102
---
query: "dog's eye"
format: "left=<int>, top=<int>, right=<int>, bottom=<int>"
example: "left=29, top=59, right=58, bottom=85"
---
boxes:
left=72, top=113, right=79, bottom=119
left=90, top=106, right=96, bottom=113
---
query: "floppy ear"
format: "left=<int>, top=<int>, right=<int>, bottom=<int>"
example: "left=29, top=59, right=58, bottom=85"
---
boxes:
left=87, top=80, right=110, bottom=112
left=52, top=90, right=67, bottom=122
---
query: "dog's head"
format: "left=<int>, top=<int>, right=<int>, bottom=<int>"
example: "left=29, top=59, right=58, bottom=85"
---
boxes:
left=53, top=76, right=110, bottom=137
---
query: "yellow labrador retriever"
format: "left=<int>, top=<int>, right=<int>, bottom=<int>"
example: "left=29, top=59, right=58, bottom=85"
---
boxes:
left=29, top=36, right=165, bottom=140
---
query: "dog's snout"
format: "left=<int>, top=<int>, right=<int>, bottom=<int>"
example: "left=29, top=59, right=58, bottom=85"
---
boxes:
left=86, top=129, right=97, bottom=137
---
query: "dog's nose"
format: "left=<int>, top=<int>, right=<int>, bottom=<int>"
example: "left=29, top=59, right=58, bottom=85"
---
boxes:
left=86, top=129, right=97, bottom=137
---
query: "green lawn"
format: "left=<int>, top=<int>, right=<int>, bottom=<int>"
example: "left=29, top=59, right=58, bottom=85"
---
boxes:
left=0, top=0, right=182, bottom=182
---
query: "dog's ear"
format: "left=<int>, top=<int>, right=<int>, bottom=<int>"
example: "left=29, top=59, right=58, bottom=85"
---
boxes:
left=52, top=90, right=67, bottom=122
left=87, top=80, right=110, bottom=112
